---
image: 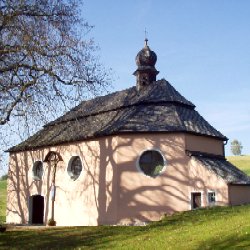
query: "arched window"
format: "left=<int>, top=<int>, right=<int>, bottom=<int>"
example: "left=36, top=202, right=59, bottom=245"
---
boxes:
left=137, top=150, right=166, bottom=177
left=32, top=161, right=43, bottom=180
left=67, top=156, right=82, bottom=181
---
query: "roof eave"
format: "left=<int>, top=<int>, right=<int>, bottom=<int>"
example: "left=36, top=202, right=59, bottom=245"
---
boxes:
left=228, top=182, right=250, bottom=186
left=7, top=130, right=228, bottom=153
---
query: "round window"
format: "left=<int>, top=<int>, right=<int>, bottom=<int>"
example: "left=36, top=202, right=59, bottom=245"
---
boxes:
left=67, top=156, right=82, bottom=181
left=32, top=161, right=43, bottom=180
left=138, top=150, right=166, bottom=177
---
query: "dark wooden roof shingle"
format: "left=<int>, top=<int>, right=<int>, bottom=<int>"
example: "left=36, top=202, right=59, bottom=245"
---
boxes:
left=189, top=151, right=250, bottom=184
left=8, top=79, right=227, bottom=152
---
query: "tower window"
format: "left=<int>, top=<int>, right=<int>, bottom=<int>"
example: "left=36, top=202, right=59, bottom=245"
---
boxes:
left=141, top=76, right=148, bottom=85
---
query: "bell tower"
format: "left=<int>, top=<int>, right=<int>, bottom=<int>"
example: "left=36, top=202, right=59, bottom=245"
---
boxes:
left=133, top=38, right=159, bottom=91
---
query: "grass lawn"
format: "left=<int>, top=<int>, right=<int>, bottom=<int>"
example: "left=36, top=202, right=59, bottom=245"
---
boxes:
left=1, top=156, right=250, bottom=249
left=0, top=180, right=7, bottom=223
left=227, top=155, right=250, bottom=175
left=1, top=205, right=250, bottom=249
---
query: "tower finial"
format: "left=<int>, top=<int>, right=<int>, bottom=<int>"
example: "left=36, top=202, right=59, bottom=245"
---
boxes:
left=133, top=35, right=159, bottom=91
left=144, top=28, right=148, bottom=46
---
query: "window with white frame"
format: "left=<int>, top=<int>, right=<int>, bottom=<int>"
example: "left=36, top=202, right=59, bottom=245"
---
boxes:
left=32, top=161, right=43, bottom=180
left=137, top=149, right=166, bottom=177
left=67, top=156, right=82, bottom=181
left=208, top=191, right=216, bottom=205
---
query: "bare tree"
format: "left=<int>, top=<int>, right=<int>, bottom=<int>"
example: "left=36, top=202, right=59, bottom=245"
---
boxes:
left=0, top=0, right=111, bottom=125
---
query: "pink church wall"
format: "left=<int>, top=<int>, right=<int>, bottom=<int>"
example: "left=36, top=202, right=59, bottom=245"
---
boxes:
left=115, top=133, right=228, bottom=224
left=6, top=132, right=235, bottom=226
left=188, top=157, right=229, bottom=207
left=116, top=133, right=188, bottom=224
left=7, top=136, right=118, bottom=226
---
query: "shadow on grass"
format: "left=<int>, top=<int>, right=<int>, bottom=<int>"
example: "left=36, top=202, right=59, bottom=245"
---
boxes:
left=196, top=234, right=250, bottom=250
left=150, top=206, right=238, bottom=230
left=1, top=205, right=250, bottom=249
left=0, top=226, right=146, bottom=249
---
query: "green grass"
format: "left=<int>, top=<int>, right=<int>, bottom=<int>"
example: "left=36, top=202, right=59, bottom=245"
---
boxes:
left=1, top=156, right=250, bottom=249
left=0, top=180, right=7, bottom=223
left=1, top=205, right=250, bottom=249
left=227, top=155, right=250, bottom=175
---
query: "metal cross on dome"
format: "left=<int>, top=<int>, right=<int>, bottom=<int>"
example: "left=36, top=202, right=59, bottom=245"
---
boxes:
left=144, top=28, right=148, bottom=46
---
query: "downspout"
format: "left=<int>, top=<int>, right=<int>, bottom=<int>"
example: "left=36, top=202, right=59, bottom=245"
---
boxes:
left=223, top=139, right=230, bottom=206
left=227, top=183, right=232, bottom=206
left=223, top=139, right=228, bottom=158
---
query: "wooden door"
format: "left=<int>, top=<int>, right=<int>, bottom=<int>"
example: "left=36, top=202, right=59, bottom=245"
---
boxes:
left=192, top=192, right=201, bottom=209
left=31, top=195, right=44, bottom=224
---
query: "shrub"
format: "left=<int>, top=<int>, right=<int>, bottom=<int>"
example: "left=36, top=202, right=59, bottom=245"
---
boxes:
left=0, top=174, right=8, bottom=181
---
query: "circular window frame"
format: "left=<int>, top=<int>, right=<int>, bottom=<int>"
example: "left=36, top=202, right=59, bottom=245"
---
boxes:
left=136, top=148, right=167, bottom=178
left=67, top=156, right=83, bottom=181
left=32, top=161, right=44, bottom=181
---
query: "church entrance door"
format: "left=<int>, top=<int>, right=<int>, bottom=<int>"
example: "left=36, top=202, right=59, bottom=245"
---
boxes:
left=30, top=195, right=44, bottom=224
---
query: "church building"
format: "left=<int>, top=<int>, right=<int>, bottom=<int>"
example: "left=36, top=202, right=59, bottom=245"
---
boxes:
left=6, top=40, right=250, bottom=226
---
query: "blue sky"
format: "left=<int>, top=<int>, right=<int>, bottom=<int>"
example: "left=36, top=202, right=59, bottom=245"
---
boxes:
left=83, top=0, right=250, bottom=156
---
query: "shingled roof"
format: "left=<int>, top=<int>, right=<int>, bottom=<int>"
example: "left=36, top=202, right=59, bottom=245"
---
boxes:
left=8, top=79, right=227, bottom=152
left=188, top=151, right=250, bottom=185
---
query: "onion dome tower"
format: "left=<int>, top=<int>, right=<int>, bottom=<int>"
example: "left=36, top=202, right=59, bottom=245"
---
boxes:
left=133, top=38, right=159, bottom=91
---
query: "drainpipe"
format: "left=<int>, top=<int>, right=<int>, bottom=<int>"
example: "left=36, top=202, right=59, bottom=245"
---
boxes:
left=223, top=139, right=229, bottom=158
